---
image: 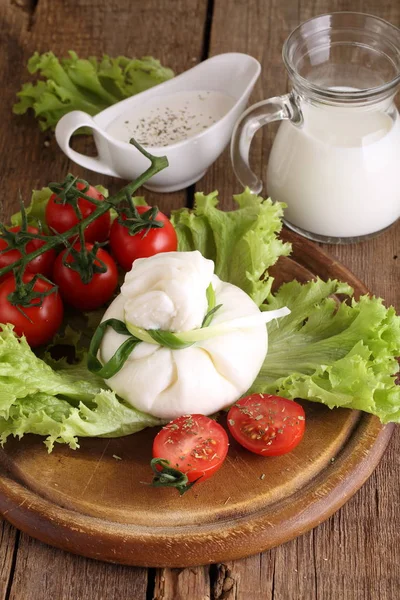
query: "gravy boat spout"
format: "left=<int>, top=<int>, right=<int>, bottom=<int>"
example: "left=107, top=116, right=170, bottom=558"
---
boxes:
left=55, top=53, right=261, bottom=192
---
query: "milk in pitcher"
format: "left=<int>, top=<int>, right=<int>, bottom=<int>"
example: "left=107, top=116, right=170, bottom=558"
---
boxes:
left=230, top=13, right=400, bottom=242
left=267, top=100, right=400, bottom=239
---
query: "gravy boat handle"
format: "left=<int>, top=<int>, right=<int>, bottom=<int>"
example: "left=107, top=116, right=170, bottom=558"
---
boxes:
left=55, top=111, right=119, bottom=177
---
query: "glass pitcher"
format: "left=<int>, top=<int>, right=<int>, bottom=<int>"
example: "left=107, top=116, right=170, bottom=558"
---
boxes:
left=231, top=12, right=400, bottom=243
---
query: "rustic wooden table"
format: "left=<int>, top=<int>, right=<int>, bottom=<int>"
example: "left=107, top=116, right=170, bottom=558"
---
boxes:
left=0, top=0, right=399, bottom=598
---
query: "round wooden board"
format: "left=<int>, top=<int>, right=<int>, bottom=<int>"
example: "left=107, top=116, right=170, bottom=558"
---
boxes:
left=0, top=229, right=394, bottom=567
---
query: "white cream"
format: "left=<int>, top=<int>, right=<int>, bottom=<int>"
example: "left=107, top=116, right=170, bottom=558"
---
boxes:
left=267, top=101, right=400, bottom=238
left=99, top=251, right=271, bottom=420
left=106, top=90, right=236, bottom=147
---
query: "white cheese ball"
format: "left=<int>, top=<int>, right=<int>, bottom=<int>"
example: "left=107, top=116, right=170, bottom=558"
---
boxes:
left=99, top=251, right=267, bottom=420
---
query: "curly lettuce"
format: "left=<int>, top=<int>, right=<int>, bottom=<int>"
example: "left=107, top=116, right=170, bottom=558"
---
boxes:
left=0, top=325, right=163, bottom=451
left=1, top=186, right=399, bottom=456
left=13, top=51, right=174, bottom=132
left=251, top=279, right=400, bottom=422
left=173, top=191, right=400, bottom=423
left=171, top=189, right=291, bottom=306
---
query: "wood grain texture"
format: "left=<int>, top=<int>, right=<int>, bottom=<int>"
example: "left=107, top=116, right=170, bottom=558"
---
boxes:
left=7, top=535, right=148, bottom=600
left=0, top=0, right=205, bottom=219
left=0, top=0, right=207, bottom=598
left=0, top=0, right=399, bottom=597
left=0, top=5, right=33, bottom=598
left=153, top=566, right=210, bottom=600
left=304, top=2, right=400, bottom=600
left=0, top=520, right=18, bottom=600
left=193, top=0, right=400, bottom=598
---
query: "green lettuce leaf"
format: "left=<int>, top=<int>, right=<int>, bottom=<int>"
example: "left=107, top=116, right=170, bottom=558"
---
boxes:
left=13, top=51, right=174, bottom=132
left=171, top=189, right=291, bottom=306
left=1, top=390, right=162, bottom=452
left=0, top=325, right=163, bottom=450
left=99, top=56, right=175, bottom=97
left=3, top=179, right=400, bottom=449
left=252, top=278, right=400, bottom=423
left=0, top=324, right=102, bottom=419
left=173, top=192, right=400, bottom=422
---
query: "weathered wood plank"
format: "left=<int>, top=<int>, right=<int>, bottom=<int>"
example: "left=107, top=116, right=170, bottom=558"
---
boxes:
left=0, top=0, right=208, bottom=598
left=211, top=553, right=275, bottom=600
left=1, top=0, right=399, bottom=598
left=301, top=2, right=400, bottom=598
left=153, top=566, right=210, bottom=600
left=0, top=4, right=33, bottom=598
left=0, top=522, right=18, bottom=600
left=202, top=1, right=303, bottom=597
left=151, top=0, right=212, bottom=594
left=0, top=0, right=205, bottom=221
left=203, top=0, right=400, bottom=599
left=197, top=0, right=299, bottom=203
left=7, top=535, right=148, bottom=600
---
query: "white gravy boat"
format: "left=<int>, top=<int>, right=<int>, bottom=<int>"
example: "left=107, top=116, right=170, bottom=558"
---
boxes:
left=55, top=53, right=260, bottom=192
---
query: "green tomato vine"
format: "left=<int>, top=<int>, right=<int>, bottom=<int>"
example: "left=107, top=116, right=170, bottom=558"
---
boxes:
left=0, top=140, right=168, bottom=306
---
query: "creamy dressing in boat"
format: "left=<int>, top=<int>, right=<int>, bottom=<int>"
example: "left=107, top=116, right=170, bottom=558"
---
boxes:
left=106, top=90, right=236, bottom=147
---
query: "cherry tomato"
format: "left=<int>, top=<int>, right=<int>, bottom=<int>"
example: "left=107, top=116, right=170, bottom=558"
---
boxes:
left=0, top=226, right=56, bottom=283
left=153, top=414, right=229, bottom=482
left=0, top=273, right=63, bottom=347
left=53, top=243, right=118, bottom=311
left=109, top=206, right=177, bottom=272
left=227, top=394, right=305, bottom=456
left=45, top=182, right=110, bottom=243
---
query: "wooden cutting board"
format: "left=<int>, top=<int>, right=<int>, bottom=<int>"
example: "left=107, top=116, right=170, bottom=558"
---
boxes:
left=0, top=229, right=394, bottom=567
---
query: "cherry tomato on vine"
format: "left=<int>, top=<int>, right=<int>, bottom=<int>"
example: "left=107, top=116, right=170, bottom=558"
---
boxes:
left=45, top=182, right=110, bottom=243
left=53, top=243, right=118, bottom=311
left=152, top=414, right=229, bottom=483
left=109, top=206, right=177, bottom=272
left=227, top=394, right=305, bottom=457
left=0, top=226, right=56, bottom=283
left=0, top=273, right=63, bottom=347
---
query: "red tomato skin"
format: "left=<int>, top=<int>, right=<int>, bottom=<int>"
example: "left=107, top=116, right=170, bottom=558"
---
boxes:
left=153, top=414, right=229, bottom=482
left=0, top=274, right=63, bottom=347
left=52, top=243, right=118, bottom=311
left=109, top=206, right=178, bottom=272
left=227, top=394, right=306, bottom=457
left=45, top=182, right=110, bottom=243
left=0, top=226, right=56, bottom=283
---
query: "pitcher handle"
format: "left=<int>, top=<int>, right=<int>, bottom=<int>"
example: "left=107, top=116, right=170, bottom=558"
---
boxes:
left=55, top=111, right=119, bottom=177
left=230, top=92, right=301, bottom=194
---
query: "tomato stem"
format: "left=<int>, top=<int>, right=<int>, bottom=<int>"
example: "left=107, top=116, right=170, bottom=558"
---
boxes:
left=61, top=240, right=108, bottom=285
left=117, top=191, right=164, bottom=237
left=0, top=140, right=168, bottom=281
left=150, top=458, right=200, bottom=496
left=7, top=270, right=58, bottom=309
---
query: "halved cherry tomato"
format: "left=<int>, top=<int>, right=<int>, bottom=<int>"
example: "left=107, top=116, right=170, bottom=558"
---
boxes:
left=45, top=182, right=110, bottom=243
left=53, top=243, right=118, bottom=311
left=153, top=414, right=229, bottom=482
left=0, top=226, right=56, bottom=283
left=0, top=273, right=63, bottom=347
left=227, top=394, right=305, bottom=456
left=109, top=206, right=177, bottom=272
